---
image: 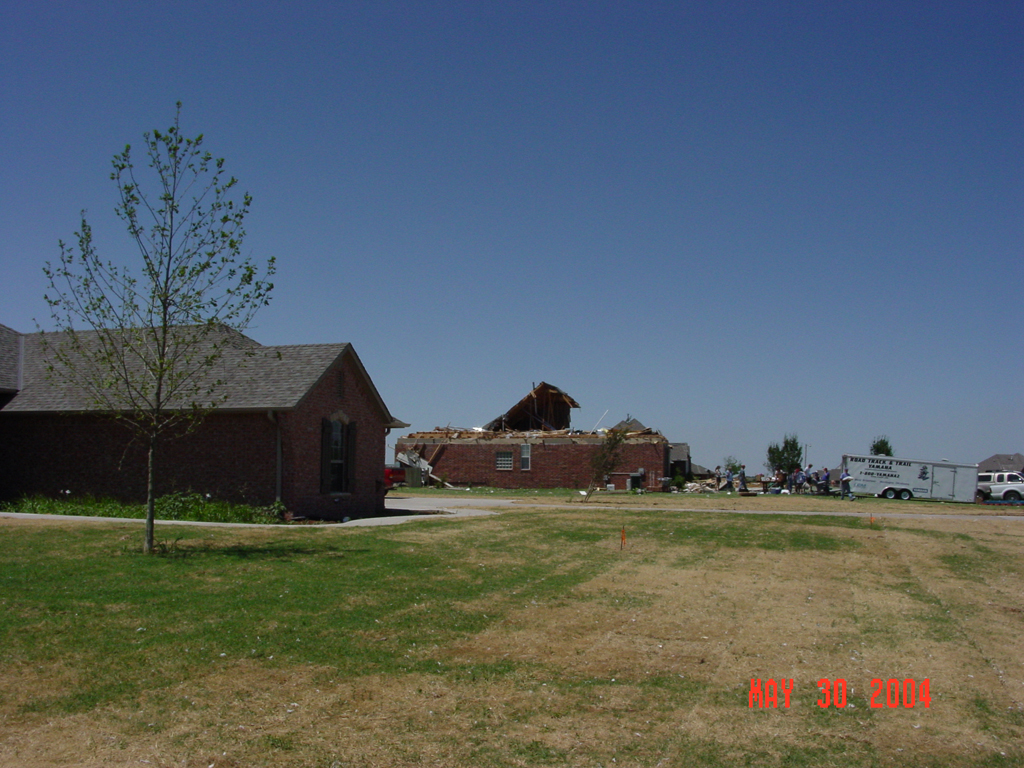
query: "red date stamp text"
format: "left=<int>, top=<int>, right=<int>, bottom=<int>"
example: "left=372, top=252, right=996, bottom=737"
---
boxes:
left=748, top=678, right=931, bottom=709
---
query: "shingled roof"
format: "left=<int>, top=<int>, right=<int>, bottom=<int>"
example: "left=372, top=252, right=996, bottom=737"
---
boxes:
left=611, top=416, right=648, bottom=432
left=977, top=453, right=1024, bottom=473
left=0, top=323, right=22, bottom=393
left=0, top=325, right=407, bottom=428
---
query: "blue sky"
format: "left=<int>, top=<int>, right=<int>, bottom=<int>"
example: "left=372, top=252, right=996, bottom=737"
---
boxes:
left=2, top=1, right=1021, bottom=471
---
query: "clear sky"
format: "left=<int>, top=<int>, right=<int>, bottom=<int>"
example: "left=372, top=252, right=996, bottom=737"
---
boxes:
left=2, top=1, right=1021, bottom=471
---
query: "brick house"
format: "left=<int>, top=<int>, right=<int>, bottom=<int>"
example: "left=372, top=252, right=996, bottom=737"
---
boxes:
left=0, top=324, right=406, bottom=519
left=395, top=382, right=670, bottom=491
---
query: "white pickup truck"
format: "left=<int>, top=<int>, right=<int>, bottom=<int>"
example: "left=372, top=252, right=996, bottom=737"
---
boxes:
left=976, top=470, right=1024, bottom=502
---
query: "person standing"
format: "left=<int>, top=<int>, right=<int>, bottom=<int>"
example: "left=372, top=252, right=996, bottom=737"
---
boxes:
left=840, top=468, right=855, bottom=500
left=714, top=466, right=722, bottom=491
left=820, top=466, right=831, bottom=495
left=724, top=466, right=734, bottom=491
left=738, top=465, right=748, bottom=492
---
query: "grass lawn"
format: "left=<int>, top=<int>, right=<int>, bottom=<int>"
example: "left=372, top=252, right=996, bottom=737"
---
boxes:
left=1, top=501, right=1022, bottom=766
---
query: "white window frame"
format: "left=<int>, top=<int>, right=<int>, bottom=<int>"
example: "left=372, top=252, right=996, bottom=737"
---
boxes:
left=520, top=444, right=531, bottom=471
left=496, top=451, right=513, bottom=471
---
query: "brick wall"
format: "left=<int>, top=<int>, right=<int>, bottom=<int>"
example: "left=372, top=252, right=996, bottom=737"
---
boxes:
left=0, top=411, right=277, bottom=504
left=395, top=436, right=669, bottom=490
left=278, top=352, right=387, bottom=519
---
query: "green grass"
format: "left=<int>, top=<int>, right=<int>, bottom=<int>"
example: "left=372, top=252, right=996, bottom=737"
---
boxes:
left=5, top=514, right=682, bottom=713
left=1, top=507, right=1021, bottom=767
left=0, top=518, right=615, bottom=713
left=0, top=512, right=870, bottom=708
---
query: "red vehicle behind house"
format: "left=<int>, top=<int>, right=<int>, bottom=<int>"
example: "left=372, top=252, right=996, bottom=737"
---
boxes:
left=384, top=464, right=406, bottom=493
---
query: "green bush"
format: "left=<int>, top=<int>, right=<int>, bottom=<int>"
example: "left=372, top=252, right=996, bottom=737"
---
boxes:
left=1, top=493, right=286, bottom=525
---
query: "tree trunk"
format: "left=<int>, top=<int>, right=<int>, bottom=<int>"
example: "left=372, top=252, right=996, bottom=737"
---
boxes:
left=582, top=482, right=596, bottom=502
left=145, top=435, right=156, bottom=553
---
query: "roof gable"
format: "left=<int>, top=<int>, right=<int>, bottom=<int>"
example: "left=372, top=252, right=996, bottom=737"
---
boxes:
left=612, top=416, right=647, bottom=432
left=483, top=382, right=580, bottom=432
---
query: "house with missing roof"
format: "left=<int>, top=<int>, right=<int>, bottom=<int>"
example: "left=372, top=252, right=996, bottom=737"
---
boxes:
left=0, top=324, right=406, bottom=519
left=394, top=382, right=671, bottom=491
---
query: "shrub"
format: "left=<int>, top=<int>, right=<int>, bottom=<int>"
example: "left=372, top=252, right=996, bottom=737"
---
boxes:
left=1, top=493, right=286, bottom=525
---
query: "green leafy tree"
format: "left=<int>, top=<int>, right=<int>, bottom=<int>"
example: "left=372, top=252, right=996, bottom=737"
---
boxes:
left=42, top=104, right=275, bottom=553
left=766, top=434, right=803, bottom=473
left=870, top=435, right=894, bottom=456
left=583, top=428, right=628, bottom=501
left=723, top=455, right=742, bottom=474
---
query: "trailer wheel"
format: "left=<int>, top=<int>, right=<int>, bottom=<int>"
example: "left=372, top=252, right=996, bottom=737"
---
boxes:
left=975, top=489, right=989, bottom=503
left=1005, top=490, right=1022, bottom=502
left=883, top=488, right=896, bottom=499
left=899, top=489, right=912, bottom=500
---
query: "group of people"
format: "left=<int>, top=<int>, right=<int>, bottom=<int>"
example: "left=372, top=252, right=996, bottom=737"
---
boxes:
left=773, top=465, right=831, bottom=495
left=773, top=465, right=856, bottom=499
left=712, top=464, right=856, bottom=499
left=713, top=465, right=749, bottom=492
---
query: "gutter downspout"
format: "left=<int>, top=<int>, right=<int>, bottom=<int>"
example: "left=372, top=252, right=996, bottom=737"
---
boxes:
left=267, top=410, right=282, bottom=503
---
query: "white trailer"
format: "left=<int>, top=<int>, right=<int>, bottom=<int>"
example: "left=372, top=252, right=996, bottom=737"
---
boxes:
left=841, top=454, right=978, bottom=503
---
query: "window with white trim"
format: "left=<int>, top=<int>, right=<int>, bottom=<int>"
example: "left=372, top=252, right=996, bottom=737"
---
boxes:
left=496, top=451, right=513, bottom=471
left=520, top=444, right=531, bottom=471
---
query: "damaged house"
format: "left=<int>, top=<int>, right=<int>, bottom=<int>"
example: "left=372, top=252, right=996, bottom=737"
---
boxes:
left=394, top=382, right=670, bottom=491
